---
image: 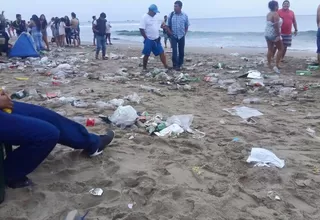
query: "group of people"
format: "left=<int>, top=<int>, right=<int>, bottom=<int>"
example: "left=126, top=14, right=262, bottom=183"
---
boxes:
left=0, top=12, right=81, bottom=53
left=265, top=0, right=298, bottom=73
left=49, top=13, right=81, bottom=48
left=139, top=1, right=190, bottom=71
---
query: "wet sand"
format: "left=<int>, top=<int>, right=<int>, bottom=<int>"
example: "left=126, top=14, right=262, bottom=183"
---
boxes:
left=1, top=43, right=320, bottom=220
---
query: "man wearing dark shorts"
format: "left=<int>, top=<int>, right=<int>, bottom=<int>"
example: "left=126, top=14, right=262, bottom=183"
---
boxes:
left=139, top=4, right=168, bottom=70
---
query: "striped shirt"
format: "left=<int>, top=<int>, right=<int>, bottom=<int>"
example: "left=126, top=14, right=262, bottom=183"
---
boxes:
left=170, top=12, right=190, bottom=39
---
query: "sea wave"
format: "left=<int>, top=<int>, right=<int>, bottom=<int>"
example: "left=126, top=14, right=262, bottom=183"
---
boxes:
left=116, top=30, right=317, bottom=37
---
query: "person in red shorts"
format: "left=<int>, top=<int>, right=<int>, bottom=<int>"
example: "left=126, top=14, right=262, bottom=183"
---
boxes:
left=277, top=0, right=298, bottom=61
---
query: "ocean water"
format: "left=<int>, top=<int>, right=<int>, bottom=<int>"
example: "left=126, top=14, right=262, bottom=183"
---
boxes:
left=79, top=15, right=317, bottom=51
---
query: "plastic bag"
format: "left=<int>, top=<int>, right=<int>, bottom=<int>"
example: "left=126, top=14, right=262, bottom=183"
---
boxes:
left=109, top=105, right=138, bottom=128
left=125, top=93, right=142, bottom=104
left=247, top=148, right=285, bottom=168
left=166, top=115, right=193, bottom=132
left=154, top=124, right=184, bottom=137
left=224, top=106, right=263, bottom=119
left=227, top=82, right=245, bottom=95
left=108, top=99, right=124, bottom=107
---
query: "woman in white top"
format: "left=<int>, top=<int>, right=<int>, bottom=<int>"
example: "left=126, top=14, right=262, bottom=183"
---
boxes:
left=59, top=17, right=66, bottom=47
left=265, top=1, right=283, bottom=73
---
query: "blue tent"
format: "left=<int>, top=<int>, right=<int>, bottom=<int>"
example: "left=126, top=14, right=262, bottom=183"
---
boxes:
left=9, top=33, right=39, bottom=58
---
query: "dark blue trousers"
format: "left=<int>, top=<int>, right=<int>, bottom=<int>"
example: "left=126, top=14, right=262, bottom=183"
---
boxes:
left=171, top=36, right=185, bottom=68
left=0, top=101, right=100, bottom=181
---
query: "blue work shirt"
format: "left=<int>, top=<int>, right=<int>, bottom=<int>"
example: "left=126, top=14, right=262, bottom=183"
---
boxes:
left=170, top=12, right=190, bottom=39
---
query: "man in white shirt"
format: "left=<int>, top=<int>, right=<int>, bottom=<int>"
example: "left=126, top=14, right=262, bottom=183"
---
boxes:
left=106, top=21, right=112, bottom=45
left=139, top=4, right=168, bottom=70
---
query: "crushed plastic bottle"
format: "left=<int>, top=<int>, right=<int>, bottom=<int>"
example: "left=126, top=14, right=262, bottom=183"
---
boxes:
left=72, top=116, right=103, bottom=127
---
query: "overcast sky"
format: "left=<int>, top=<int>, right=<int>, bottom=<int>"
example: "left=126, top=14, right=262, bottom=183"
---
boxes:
left=2, top=0, right=319, bottom=21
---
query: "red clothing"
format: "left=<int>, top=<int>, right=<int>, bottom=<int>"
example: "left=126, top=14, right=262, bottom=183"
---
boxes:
left=278, top=9, right=295, bottom=35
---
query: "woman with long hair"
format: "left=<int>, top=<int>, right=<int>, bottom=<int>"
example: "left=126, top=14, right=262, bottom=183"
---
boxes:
left=64, top=16, right=71, bottom=46
left=265, top=1, right=283, bottom=73
left=53, top=17, right=60, bottom=47
left=40, top=14, right=49, bottom=50
left=29, top=14, right=43, bottom=51
left=59, top=17, right=66, bottom=47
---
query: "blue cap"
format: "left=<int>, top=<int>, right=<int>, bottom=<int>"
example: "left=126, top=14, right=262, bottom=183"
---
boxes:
left=149, top=4, right=160, bottom=13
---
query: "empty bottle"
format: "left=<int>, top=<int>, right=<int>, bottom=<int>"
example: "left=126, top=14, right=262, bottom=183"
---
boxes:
left=72, top=116, right=103, bottom=127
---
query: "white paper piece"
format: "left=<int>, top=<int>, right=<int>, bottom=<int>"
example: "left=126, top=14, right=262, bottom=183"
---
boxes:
left=154, top=124, right=184, bottom=137
left=224, top=106, right=263, bottom=119
left=247, top=148, right=285, bottom=168
left=247, top=70, right=262, bottom=79
left=128, top=204, right=134, bottom=209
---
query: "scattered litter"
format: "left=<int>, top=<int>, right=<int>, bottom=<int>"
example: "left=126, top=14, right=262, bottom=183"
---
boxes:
left=247, top=148, right=285, bottom=168
left=192, top=129, right=206, bottom=139
left=224, top=106, right=263, bottom=119
left=296, top=70, right=312, bottom=76
left=240, top=117, right=257, bottom=125
left=89, top=188, right=104, bottom=196
left=243, top=98, right=261, bottom=104
left=128, top=135, right=135, bottom=140
left=248, top=78, right=264, bottom=87
left=108, top=99, right=124, bottom=107
left=232, top=137, right=240, bottom=142
left=192, top=166, right=204, bottom=175
left=230, top=53, right=239, bottom=57
left=219, top=119, right=226, bottom=124
left=247, top=70, right=262, bottom=79
left=306, top=127, right=316, bottom=137
left=128, top=204, right=134, bottom=209
left=109, top=105, right=138, bottom=128
left=166, top=114, right=194, bottom=133
left=125, top=92, right=142, bottom=104
left=154, top=124, right=184, bottom=137
left=267, top=191, right=281, bottom=201
left=227, top=82, right=246, bottom=95
left=14, top=77, right=29, bottom=81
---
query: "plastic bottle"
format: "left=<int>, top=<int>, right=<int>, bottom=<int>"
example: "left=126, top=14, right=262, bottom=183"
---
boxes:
left=72, top=116, right=103, bottom=127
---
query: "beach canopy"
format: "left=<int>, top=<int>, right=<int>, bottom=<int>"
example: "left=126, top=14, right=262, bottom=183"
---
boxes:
left=9, top=33, right=39, bottom=58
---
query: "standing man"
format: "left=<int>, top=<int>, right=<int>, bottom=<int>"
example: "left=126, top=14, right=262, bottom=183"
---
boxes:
left=167, top=1, right=190, bottom=71
left=317, top=4, right=320, bottom=65
left=92, top=16, right=96, bottom=46
left=71, top=12, right=80, bottom=47
left=93, top=13, right=107, bottom=60
left=12, top=14, right=27, bottom=36
left=277, top=0, right=298, bottom=60
left=0, top=23, right=10, bottom=56
left=139, top=4, right=168, bottom=71
left=106, top=20, right=112, bottom=45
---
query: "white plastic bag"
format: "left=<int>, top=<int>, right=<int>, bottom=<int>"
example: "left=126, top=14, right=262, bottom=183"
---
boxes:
left=166, top=115, right=193, bottom=132
left=108, top=99, right=124, bottom=107
left=224, top=106, right=263, bottom=119
left=247, top=148, right=285, bottom=168
left=154, top=124, right=184, bottom=137
left=125, top=93, right=142, bottom=104
left=109, top=105, right=138, bottom=128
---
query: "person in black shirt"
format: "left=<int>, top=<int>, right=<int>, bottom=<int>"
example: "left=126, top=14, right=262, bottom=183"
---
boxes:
left=93, top=13, right=107, bottom=60
left=0, top=24, right=10, bottom=56
left=12, top=14, right=27, bottom=36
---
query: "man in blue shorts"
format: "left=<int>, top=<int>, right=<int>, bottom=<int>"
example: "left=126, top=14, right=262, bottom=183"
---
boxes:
left=139, top=4, right=168, bottom=70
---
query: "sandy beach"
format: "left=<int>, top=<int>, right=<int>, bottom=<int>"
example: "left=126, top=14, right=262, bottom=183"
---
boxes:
left=1, top=42, right=320, bottom=220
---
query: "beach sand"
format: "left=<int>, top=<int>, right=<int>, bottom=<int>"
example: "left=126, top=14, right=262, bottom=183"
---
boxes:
left=1, top=42, right=320, bottom=220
